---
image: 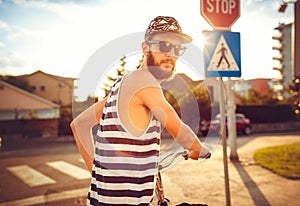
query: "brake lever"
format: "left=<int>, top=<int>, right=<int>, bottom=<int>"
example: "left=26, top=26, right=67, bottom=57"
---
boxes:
left=183, top=150, right=189, bottom=160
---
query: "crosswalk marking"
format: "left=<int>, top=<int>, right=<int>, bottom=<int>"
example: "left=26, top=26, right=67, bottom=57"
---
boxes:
left=46, top=161, right=90, bottom=180
left=6, top=160, right=90, bottom=188
left=7, top=165, right=56, bottom=187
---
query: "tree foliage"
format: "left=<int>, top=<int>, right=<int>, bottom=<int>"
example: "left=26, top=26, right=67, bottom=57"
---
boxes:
left=164, top=83, right=212, bottom=125
left=239, top=88, right=278, bottom=105
left=286, top=79, right=300, bottom=120
left=101, top=55, right=128, bottom=97
left=136, top=55, right=144, bottom=69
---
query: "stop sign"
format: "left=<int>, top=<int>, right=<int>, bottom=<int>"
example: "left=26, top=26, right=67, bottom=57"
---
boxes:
left=201, top=0, right=240, bottom=30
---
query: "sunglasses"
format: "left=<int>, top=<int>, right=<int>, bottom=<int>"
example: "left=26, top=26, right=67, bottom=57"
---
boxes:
left=146, top=40, right=186, bottom=56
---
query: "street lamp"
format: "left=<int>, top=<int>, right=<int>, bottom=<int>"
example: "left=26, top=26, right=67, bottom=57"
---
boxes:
left=279, top=0, right=298, bottom=13
left=279, top=2, right=288, bottom=12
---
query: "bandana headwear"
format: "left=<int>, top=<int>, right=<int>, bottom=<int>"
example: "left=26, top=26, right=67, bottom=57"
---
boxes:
left=145, top=16, right=193, bottom=43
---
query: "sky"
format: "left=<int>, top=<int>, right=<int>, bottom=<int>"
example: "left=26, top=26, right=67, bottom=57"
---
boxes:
left=0, top=0, right=294, bottom=82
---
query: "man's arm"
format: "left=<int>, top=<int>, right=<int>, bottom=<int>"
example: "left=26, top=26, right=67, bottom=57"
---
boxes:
left=70, top=96, right=108, bottom=173
left=137, top=83, right=208, bottom=160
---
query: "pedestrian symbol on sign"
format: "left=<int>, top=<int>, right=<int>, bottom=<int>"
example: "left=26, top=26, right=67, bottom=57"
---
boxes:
left=216, top=43, right=230, bottom=69
left=207, top=35, right=239, bottom=72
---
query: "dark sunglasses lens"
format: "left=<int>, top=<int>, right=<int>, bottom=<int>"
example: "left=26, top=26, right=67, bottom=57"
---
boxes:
left=159, top=41, right=172, bottom=53
left=157, top=41, right=185, bottom=56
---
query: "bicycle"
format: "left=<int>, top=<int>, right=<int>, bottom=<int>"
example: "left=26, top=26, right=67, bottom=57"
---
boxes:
left=154, top=140, right=211, bottom=206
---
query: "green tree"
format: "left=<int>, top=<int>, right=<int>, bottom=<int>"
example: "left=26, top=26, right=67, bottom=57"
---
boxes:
left=191, top=84, right=212, bottom=120
left=101, top=55, right=128, bottom=97
left=163, top=89, right=181, bottom=116
left=286, top=78, right=300, bottom=120
left=136, top=55, right=144, bottom=69
left=240, top=88, right=278, bottom=105
left=163, top=83, right=212, bottom=131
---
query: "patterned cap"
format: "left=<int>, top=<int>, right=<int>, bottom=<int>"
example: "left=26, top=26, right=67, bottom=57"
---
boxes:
left=145, top=16, right=192, bottom=43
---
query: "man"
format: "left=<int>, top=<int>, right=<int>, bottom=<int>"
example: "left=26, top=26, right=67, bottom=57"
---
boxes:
left=70, top=16, right=209, bottom=206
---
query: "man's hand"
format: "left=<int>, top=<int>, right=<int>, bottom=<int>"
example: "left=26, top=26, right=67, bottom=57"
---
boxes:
left=188, top=150, right=200, bottom=160
left=188, top=146, right=210, bottom=160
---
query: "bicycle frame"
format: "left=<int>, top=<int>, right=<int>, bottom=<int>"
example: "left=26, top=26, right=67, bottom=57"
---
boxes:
left=155, top=172, right=170, bottom=206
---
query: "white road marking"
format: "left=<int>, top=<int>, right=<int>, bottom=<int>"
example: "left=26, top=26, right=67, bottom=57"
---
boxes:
left=7, top=165, right=56, bottom=187
left=46, top=161, right=90, bottom=180
left=0, top=188, right=88, bottom=206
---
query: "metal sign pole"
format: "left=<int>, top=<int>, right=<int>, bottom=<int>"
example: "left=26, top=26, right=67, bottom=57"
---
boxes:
left=219, top=77, right=231, bottom=206
left=227, top=77, right=238, bottom=161
left=201, top=1, right=241, bottom=205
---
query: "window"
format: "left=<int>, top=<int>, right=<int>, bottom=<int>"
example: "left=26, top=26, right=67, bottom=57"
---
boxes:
left=40, top=85, right=45, bottom=91
left=31, top=86, right=36, bottom=91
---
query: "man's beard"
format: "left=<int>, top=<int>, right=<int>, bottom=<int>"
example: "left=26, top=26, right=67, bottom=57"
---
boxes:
left=147, top=52, right=176, bottom=81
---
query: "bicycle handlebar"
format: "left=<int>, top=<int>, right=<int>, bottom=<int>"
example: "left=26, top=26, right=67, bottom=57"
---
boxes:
left=182, top=151, right=212, bottom=160
left=158, top=147, right=211, bottom=172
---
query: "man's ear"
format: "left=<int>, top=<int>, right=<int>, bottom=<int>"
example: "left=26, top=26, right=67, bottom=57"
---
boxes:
left=142, top=42, right=150, bottom=57
left=142, top=42, right=149, bottom=50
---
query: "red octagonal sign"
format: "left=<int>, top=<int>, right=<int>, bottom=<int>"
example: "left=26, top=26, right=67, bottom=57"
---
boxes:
left=201, top=0, right=240, bottom=30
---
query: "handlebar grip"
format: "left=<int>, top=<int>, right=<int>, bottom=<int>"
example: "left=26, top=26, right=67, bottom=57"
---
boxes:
left=199, top=152, right=211, bottom=159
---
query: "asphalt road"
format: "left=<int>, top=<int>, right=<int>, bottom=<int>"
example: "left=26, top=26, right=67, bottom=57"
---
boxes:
left=0, top=137, right=90, bottom=205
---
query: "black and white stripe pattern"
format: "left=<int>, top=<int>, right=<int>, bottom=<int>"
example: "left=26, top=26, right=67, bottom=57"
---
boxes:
left=87, top=77, right=161, bottom=206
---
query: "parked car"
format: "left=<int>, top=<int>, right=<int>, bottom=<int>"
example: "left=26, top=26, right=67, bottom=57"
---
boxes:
left=199, top=113, right=251, bottom=136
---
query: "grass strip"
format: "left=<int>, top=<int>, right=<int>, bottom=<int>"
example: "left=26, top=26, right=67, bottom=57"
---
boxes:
left=253, top=143, right=300, bottom=180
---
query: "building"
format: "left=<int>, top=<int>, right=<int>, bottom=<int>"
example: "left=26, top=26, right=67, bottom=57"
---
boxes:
left=272, top=22, right=293, bottom=97
left=0, top=70, right=77, bottom=137
left=0, top=80, right=60, bottom=137
left=19, top=70, right=77, bottom=105
left=233, top=78, right=271, bottom=98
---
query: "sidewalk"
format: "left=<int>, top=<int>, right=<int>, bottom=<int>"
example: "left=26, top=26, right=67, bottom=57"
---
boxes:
left=157, top=133, right=300, bottom=206
left=0, top=134, right=75, bottom=151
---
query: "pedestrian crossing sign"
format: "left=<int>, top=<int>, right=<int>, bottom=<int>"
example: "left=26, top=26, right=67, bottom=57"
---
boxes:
left=203, top=30, right=241, bottom=77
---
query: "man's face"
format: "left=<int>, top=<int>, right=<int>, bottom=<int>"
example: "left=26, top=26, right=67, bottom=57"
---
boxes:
left=145, top=33, right=182, bottom=80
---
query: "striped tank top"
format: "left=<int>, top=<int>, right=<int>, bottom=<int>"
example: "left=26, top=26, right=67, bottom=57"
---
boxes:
left=87, top=77, right=161, bottom=206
